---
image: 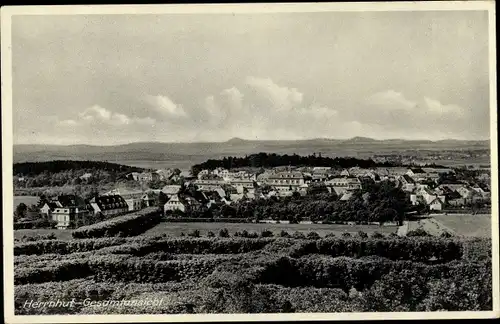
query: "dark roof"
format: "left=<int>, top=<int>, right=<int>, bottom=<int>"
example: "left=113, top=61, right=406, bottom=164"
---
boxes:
left=402, top=174, right=416, bottom=184
left=56, top=195, right=86, bottom=208
left=410, top=168, right=425, bottom=174
left=44, top=202, right=59, bottom=210
left=91, top=195, right=128, bottom=211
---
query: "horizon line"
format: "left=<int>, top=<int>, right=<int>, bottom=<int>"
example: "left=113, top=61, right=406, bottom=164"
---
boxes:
left=12, top=136, right=491, bottom=147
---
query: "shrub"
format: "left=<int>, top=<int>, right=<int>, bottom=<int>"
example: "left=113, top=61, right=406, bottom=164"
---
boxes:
left=307, top=232, right=321, bottom=240
left=407, top=228, right=431, bottom=237
left=180, top=233, right=185, bottom=237
left=325, top=233, right=336, bottom=238
left=279, top=230, right=291, bottom=238
left=371, top=232, right=385, bottom=239
left=341, top=232, right=351, bottom=238
left=219, top=228, right=230, bottom=238
left=207, top=231, right=215, bottom=238
left=187, top=230, right=201, bottom=238
left=72, top=207, right=162, bottom=239
left=356, top=231, right=368, bottom=239
left=292, top=231, right=306, bottom=239
left=440, top=232, right=453, bottom=238
left=261, top=230, right=274, bottom=238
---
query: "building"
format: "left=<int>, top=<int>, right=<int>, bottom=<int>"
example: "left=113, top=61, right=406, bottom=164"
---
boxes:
left=155, top=169, right=173, bottom=181
left=163, top=194, right=201, bottom=214
left=406, top=168, right=427, bottom=182
left=89, top=195, right=129, bottom=217
left=398, top=174, right=416, bottom=192
left=161, top=185, right=182, bottom=198
left=137, top=172, right=160, bottom=182
left=79, top=173, right=93, bottom=181
left=164, top=194, right=187, bottom=213
left=52, top=207, right=90, bottom=230
left=229, top=179, right=255, bottom=190
left=40, top=201, right=59, bottom=217
left=429, top=197, right=444, bottom=211
left=325, top=177, right=362, bottom=190
left=47, top=194, right=90, bottom=229
left=194, top=179, right=226, bottom=191
left=197, top=170, right=211, bottom=180
left=265, top=171, right=305, bottom=192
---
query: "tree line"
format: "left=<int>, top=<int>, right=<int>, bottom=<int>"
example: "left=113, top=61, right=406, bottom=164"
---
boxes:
left=191, top=153, right=408, bottom=175
left=14, top=160, right=144, bottom=177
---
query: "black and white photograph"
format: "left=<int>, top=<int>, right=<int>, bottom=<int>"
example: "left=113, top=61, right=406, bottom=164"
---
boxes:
left=1, top=2, right=498, bottom=322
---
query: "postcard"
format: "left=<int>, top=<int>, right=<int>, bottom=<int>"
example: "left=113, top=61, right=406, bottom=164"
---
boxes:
left=2, top=2, right=498, bottom=323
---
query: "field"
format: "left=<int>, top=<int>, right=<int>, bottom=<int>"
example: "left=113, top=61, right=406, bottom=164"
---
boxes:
left=431, top=214, right=492, bottom=238
left=142, top=222, right=398, bottom=237
left=15, top=229, right=74, bottom=241
left=13, top=195, right=40, bottom=207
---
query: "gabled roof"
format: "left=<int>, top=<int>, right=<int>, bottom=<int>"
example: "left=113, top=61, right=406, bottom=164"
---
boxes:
left=56, top=195, right=86, bottom=208
left=402, top=174, right=416, bottom=184
left=162, top=185, right=182, bottom=195
left=410, top=168, right=425, bottom=174
left=340, top=192, right=353, bottom=201
left=90, top=195, right=128, bottom=211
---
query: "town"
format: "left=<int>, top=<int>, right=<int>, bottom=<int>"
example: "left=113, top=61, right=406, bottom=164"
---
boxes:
left=13, top=156, right=491, bottom=230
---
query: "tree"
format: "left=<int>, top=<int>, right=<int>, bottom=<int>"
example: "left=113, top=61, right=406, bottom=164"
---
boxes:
left=158, top=191, right=168, bottom=208
left=14, top=203, right=28, bottom=221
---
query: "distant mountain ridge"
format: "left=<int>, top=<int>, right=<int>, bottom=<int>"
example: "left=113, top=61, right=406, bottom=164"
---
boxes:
left=13, top=137, right=490, bottom=165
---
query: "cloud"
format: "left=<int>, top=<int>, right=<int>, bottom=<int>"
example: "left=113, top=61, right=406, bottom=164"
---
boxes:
left=245, top=76, right=303, bottom=110
left=58, top=105, right=156, bottom=127
left=145, top=95, right=188, bottom=118
left=366, top=90, right=416, bottom=110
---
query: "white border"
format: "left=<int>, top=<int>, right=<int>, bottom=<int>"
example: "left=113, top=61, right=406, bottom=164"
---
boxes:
left=2, top=2, right=498, bottom=323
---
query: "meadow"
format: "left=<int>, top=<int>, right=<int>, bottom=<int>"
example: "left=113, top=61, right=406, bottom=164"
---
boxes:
left=431, top=214, right=492, bottom=238
left=141, top=222, right=398, bottom=238
left=14, top=221, right=398, bottom=242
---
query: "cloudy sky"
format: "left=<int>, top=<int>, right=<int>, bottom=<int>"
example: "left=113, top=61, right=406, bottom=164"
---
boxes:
left=12, top=10, right=490, bottom=145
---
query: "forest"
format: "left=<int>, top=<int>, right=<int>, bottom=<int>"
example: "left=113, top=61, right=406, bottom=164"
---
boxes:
left=190, top=153, right=444, bottom=176
left=14, top=160, right=144, bottom=177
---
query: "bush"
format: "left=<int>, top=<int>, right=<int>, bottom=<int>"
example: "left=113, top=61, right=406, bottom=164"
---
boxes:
left=341, top=232, right=351, bottom=238
left=279, top=230, right=290, bottom=238
left=407, top=228, right=431, bottom=237
left=219, top=228, right=230, bottom=238
left=307, top=232, right=321, bottom=240
left=440, top=232, right=453, bottom=238
left=292, top=231, right=306, bottom=239
left=371, top=232, right=385, bottom=239
left=325, top=233, right=336, bottom=238
left=72, top=207, right=162, bottom=239
left=356, top=231, right=368, bottom=239
left=261, top=230, right=274, bottom=238
left=187, top=230, right=201, bottom=238
left=207, top=231, right=215, bottom=237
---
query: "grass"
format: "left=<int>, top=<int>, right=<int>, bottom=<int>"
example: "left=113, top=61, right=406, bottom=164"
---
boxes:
left=14, top=229, right=74, bottom=241
left=431, top=214, right=491, bottom=238
left=141, top=221, right=398, bottom=237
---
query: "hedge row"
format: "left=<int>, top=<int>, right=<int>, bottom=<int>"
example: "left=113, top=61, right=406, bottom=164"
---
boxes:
left=257, top=255, right=491, bottom=291
left=15, top=248, right=490, bottom=287
left=15, top=236, right=490, bottom=264
left=287, top=237, right=465, bottom=263
left=14, top=238, right=128, bottom=256
left=72, top=207, right=162, bottom=239
left=164, top=217, right=251, bottom=223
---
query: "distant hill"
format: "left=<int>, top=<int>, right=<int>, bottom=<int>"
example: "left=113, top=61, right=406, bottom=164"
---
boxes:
left=13, top=137, right=490, bottom=166
left=13, top=160, right=144, bottom=176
